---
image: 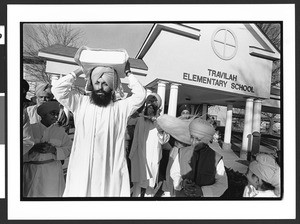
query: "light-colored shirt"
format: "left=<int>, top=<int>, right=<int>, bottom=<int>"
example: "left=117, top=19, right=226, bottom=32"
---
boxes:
left=23, top=122, right=72, bottom=197
left=170, top=144, right=228, bottom=197
left=129, top=117, right=170, bottom=189
left=52, top=73, right=146, bottom=197
left=30, top=122, right=72, bottom=160
left=243, top=185, right=279, bottom=197
left=25, top=105, right=41, bottom=124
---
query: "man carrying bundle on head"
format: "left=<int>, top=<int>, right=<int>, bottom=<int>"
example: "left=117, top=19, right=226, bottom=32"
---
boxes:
left=52, top=46, right=146, bottom=197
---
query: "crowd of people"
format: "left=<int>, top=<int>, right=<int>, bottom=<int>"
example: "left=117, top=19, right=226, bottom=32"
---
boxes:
left=22, top=53, right=281, bottom=198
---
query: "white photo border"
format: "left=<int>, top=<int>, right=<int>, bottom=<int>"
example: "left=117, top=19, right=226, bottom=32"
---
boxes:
left=7, top=4, right=295, bottom=220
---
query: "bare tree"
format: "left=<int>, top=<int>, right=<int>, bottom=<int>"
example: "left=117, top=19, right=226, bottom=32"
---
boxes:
left=256, top=23, right=281, bottom=87
left=23, top=24, right=85, bottom=85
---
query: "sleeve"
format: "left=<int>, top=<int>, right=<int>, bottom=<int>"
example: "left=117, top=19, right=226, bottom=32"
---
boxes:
left=127, top=117, right=138, bottom=126
left=122, top=74, right=146, bottom=117
left=55, top=132, right=72, bottom=161
left=51, top=73, right=81, bottom=113
left=22, top=118, right=35, bottom=156
left=201, top=159, right=228, bottom=197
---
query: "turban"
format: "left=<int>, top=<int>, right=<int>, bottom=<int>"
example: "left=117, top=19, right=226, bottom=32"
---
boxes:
left=73, top=46, right=127, bottom=99
left=178, top=104, right=191, bottom=115
left=146, top=93, right=162, bottom=109
left=249, top=153, right=281, bottom=196
left=90, top=66, right=120, bottom=91
left=156, top=114, right=193, bottom=145
left=37, top=101, right=60, bottom=117
left=35, top=83, right=53, bottom=97
left=189, top=118, right=215, bottom=144
left=85, top=66, right=124, bottom=100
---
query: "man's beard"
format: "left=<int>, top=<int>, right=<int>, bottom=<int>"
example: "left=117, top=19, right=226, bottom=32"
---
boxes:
left=90, top=89, right=112, bottom=107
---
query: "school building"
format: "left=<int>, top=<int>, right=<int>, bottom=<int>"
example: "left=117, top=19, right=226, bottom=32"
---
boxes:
left=36, top=23, right=281, bottom=160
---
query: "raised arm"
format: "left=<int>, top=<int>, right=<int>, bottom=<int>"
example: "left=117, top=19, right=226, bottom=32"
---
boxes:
left=51, top=68, right=83, bottom=113
left=123, top=72, right=146, bottom=116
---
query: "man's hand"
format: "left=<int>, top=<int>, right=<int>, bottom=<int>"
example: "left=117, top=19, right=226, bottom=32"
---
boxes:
left=73, top=67, right=84, bottom=77
left=192, top=184, right=203, bottom=197
left=182, top=179, right=203, bottom=197
left=48, top=145, right=57, bottom=155
left=125, top=60, right=131, bottom=76
left=29, top=142, right=56, bottom=154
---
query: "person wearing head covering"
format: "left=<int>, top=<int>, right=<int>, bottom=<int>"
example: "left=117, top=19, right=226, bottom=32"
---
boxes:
left=24, top=82, right=54, bottom=124
left=51, top=52, right=146, bottom=197
left=167, top=117, right=228, bottom=197
left=178, top=104, right=192, bottom=119
left=128, top=93, right=170, bottom=197
left=243, top=153, right=280, bottom=197
left=22, top=79, right=34, bottom=110
left=23, top=101, right=72, bottom=197
left=159, top=111, right=195, bottom=197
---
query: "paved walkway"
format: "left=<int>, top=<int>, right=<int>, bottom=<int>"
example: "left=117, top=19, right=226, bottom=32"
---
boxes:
left=210, top=142, right=248, bottom=174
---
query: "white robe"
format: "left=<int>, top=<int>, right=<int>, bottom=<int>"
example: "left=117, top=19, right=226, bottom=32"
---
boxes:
left=52, top=73, right=146, bottom=197
left=129, top=117, right=169, bottom=191
left=25, top=104, right=41, bottom=124
left=23, top=123, right=72, bottom=197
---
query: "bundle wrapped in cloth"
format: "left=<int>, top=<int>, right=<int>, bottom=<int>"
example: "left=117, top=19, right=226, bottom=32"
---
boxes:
left=74, top=46, right=129, bottom=99
left=74, top=46, right=129, bottom=78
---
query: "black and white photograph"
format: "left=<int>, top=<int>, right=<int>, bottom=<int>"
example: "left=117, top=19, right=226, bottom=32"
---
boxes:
left=4, top=3, right=297, bottom=222
left=21, top=22, right=282, bottom=199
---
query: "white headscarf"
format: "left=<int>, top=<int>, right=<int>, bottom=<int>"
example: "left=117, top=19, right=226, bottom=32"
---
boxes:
left=189, top=118, right=216, bottom=144
left=249, top=153, right=280, bottom=196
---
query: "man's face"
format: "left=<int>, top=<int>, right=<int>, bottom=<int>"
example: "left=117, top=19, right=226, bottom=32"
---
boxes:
left=42, top=109, right=59, bottom=127
left=90, top=68, right=114, bottom=107
left=245, top=168, right=260, bottom=189
left=181, top=109, right=190, bottom=119
left=190, top=134, right=205, bottom=149
left=145, top=104, right=156, bottom=117
left=91, top=75, right=112, bottom=94
left=36, top=93, right=53, bottom=105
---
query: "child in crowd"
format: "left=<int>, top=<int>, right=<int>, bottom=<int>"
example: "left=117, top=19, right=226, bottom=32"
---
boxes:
left=23, top=101, right=72, bottom=197
left=243, top=153, right=280, bottom=197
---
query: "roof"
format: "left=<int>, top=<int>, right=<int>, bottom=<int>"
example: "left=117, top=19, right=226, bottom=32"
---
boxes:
left=136, top=23, right=280, bottom=61
left=38, top=44, right=148, bottom=70
left=39, top=44, right=78, bottom=58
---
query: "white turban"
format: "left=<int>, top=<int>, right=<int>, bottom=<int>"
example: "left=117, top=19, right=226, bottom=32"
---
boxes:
left=35, top=83, right=53, bottom=97
left=189, top=118, right=215, bottom=144
left=249, top=153, right=280, bottom=196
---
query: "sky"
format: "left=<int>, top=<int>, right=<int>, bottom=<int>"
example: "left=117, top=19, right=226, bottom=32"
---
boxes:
left=24, top=23, right=154, bottom=58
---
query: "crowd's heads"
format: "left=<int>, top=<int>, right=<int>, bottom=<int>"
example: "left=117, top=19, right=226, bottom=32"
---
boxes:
left=37, top=101, right=60, bottom=127
left=144, top=93, right=162, bottom=117
left=35, top=83, right=53, bottom=105
left=247, top=153, right=280, bottom=196
left=178, top=104, right=191, bottom=119
left=87, top=66, right=119, bottom=107
left=189, top=118, right=216, bottom=146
